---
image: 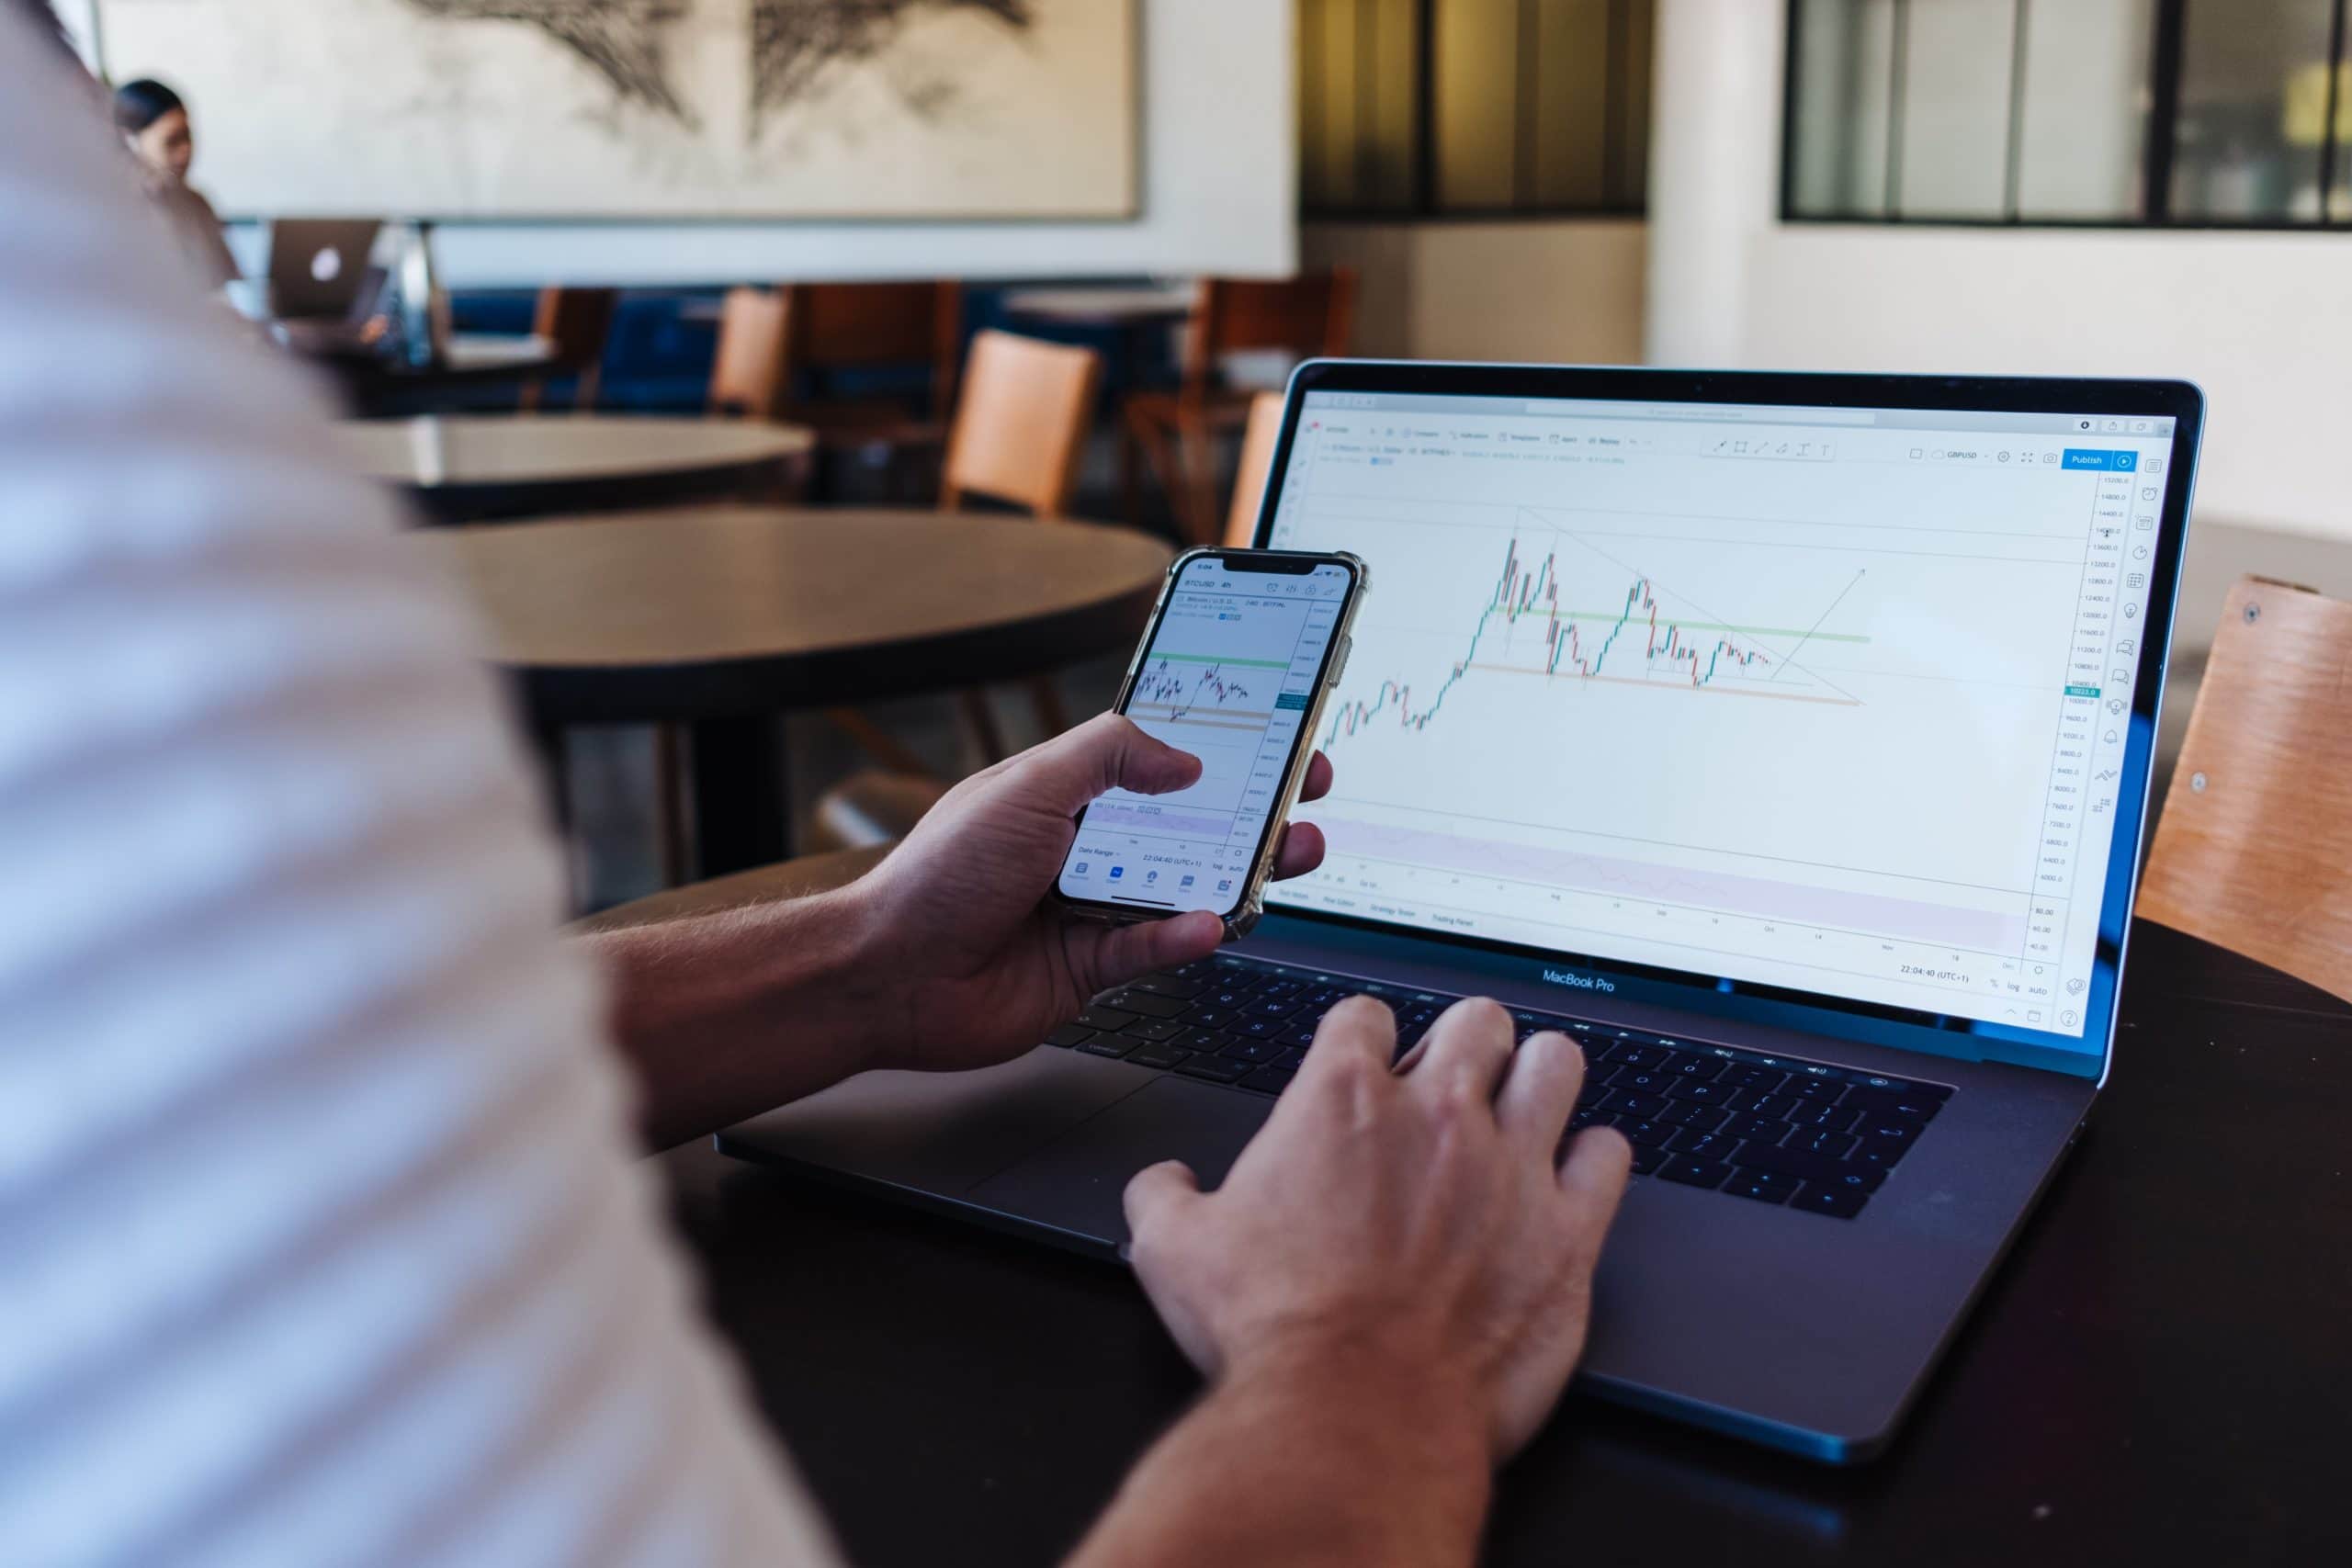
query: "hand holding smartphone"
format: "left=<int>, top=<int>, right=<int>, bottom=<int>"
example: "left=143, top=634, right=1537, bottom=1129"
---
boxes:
left=1055, top=547, right=1365, bottom=939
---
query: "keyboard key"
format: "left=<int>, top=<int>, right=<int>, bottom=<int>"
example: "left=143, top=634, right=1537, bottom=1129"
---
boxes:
left=1793, top=1077, right=1847, bottom=1101
left=1846, top=1090, right=1943, bottom=1123
left=1657, top=1101, right=1728, bottom=1131
left=1258, top=979, right=1306, bottom=999
left=1175, top=1057, right=1249, bottom=1084
left=1628, top=1143, right=1667, bottom=1175
left=1604, top=1043, right=1664, bottom=1068
left=1219, top=1038, right=1288, bottom=1065
left=1856, top=1118, right=1923, bottom=1149
left=1569, top=1105, right=1616, bottom=1131
left=1610, top=1090, right=1667, bottom=1121
left=1234, top=1018, right=1286, bottom=1041
left=1735, top=1143, right=1885, bottom=1191
left=1664, top=1078, right=1740, bottom=1107
left=1670, top=1130, right=1742, bottom=1162
left=1801, top=1130, right=1858, bottom=1159
left=1666, top=1055, right=1724, bottom=1081
left=1075, top=1006, right=1136, bottom=1032
left=1792, top=1103, right=1860, bottom=1134
left=1856, top=1135, right=1917, bottom=1170
left=1238, top=1066, right=1296, bottom=1096
left=1577, top=1087, right=1621, bottom=1115
left=1792, top=1184, right=1868, bottom=1219
left=1729, top=1066, right=1788, bottom=1092
left=1127, top=975, right=1203, bottom=1000
left=1175, top=1030, right=1227, bottom=1053
left=1615, top=1068, right=1671, bottom=1096
left=1095, top=987, right=1185, bottom=1024
left=1726, top=1168, right=1798, bottom=1204
left=1251, top=997, right=1306, bottom=1020
left=1204, top=988, right=1255, bottom=1010
left=1121, top=1020, right=1183, bottom=1043
left=1619, top=1119, right=1674, bottom=1148
left=1745, top=1093, right=1801, bottom=1120
left=1728, top=1113, right=1788, bottom=1144
left=1279, top=1023, right=1320, bottom=1047
left=1043, top=1025, right=1094, bottom=1049
left=1181, top=1005, right=1238, bottom=1029
left=1274, top=1048, right=1308, bottom=1070
left=1078, top=1040, right=1136, bottom=1059
left=1658, top=1156, right=1733, bottom=1190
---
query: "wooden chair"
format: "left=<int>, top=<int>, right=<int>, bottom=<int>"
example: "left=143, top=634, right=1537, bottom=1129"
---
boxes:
left=1223, top=390, right=1287, bottom=547
left=2139, top=576, right=2352, bottom=1002
left=1125, top=269, right=1355, bottom=545
left=775, top=281, right=962, bottom=431
left=517, top=286, right=619, bottom=412
left=707, top=287, right=790, bottom=421
left=814, top=330, right=1106, bottom=850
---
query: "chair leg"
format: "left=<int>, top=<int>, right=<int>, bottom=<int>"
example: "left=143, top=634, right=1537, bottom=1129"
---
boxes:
left=652, top=721, right=691, bottom=888
left=1173, top=417, right=1221, bottom=547
left=575, top=364, right=603, bottom=413
left=1127, top=412, right=1190, bottom=539
left=1025, top=673, right=1072, bottom=740
left=960, top=688, right=1012, bottom=765
left=823, top=706, right=937, bottom=779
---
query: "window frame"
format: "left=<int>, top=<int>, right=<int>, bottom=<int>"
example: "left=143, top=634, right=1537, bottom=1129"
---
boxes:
left=1778, top=0, right=2352, bottom=231
left=1301, top=0, right=1653, bottom=221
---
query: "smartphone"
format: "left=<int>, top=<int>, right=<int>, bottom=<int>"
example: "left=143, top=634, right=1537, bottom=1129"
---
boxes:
left=1055, top=547, right=1367, bottom=940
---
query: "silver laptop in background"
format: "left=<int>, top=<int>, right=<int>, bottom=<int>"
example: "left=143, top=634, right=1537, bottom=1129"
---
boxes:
left=722, top=363, right=2203, bottom=1463
left=266, top=218, right=383, bottom=321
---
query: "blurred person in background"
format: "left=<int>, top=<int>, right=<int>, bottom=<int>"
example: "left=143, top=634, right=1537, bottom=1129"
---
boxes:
left=114, top=76, right=240, bottom=290
left=0, top=3, right=1631, bottom=1564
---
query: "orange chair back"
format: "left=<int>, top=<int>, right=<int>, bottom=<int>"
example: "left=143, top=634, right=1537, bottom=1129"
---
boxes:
left=2141, top=575, right=2352, bottom=1003
left=1223, top=391, right=1287, bottom=547
left=942, top=330, right=1104, bottom=519
left=1181, top=269, right=1357, bottom=401
left=708, top=288, right=789, bottom=421
left=780, top=281, right=964, bottom=412
left=532, top=286, right=619, bottom=375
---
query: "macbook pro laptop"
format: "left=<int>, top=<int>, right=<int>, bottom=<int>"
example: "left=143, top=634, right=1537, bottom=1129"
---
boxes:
left=721, top=364, right=2203, bottom=1462
left=266, top=218, right=384, bottom=321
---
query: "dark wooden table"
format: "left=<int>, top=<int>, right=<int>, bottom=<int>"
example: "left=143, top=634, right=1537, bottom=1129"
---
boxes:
left=655, top=920, right=2350, bottom=1565
left=341, top=415, right=815, bottom=524
left=424, top=506, right=1171, bottom=876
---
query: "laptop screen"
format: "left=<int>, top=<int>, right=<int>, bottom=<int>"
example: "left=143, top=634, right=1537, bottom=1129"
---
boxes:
left=1261, top=383, right=2188, bottom=1069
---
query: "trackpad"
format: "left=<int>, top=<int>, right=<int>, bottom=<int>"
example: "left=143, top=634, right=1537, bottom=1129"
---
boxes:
left=967, top=1077, right=1274, bottom=1248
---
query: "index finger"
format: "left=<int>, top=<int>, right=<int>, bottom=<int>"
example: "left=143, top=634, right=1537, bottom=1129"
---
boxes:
left=1297, top=751, right=1333, bottom=804
left=1292, top=994, right=1398, bottom=1088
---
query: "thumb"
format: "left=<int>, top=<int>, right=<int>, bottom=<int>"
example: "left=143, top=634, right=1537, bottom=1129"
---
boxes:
left=1020, top=713, right=1203, bottom=816
left=1077, top=908, right=1224, bottom=998
left=1122, top=1158, right=1203, bottom=1251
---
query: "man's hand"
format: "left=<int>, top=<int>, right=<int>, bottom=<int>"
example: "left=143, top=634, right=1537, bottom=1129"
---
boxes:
left=854, top=711, right=1331, bottom=1075
left=1128, top=998, right=1632, bottom=1458
left=1069, top=1000, right=1632, bottom=1567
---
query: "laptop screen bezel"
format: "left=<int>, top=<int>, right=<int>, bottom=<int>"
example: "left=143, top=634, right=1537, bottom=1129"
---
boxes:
left=1250, top=360, right=2205, bottom=1085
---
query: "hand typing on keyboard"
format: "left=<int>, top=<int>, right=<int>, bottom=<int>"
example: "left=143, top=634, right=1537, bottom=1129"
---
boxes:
left=1072, top=998, right=1632, bottom=1567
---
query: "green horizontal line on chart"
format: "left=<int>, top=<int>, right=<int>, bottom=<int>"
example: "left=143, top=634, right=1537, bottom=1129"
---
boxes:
left=1524, top=611, right=1871, bottom=644
left=1148, top=652, right=1293, bottom=669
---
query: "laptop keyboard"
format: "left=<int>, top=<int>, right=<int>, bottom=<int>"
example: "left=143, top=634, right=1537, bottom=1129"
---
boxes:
left=1043, top=953, right=1951, bottom=1221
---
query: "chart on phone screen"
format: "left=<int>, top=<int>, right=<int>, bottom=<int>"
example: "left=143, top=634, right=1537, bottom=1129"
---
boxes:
left=1060, top=560, right=1351, bottom=917
left=1262, top=394, right=2175, bottom=1042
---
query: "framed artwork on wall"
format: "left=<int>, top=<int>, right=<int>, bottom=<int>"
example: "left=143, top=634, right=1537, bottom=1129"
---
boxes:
left=92, top=0, right=1139, bottom=220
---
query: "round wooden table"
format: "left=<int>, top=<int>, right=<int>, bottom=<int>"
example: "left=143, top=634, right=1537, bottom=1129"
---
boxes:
left=422, top=506, right=1173, bottom=874
left=341, top=415, right=815, bottom=524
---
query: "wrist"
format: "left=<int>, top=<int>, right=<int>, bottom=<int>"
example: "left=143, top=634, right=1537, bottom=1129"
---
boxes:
left=1221, top=1329, right=1498, bottom=1474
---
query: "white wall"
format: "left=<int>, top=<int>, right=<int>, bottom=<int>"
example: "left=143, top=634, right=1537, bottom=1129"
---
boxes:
left=422, top=0, right=1294, bottom=288
left=1304, top=220, right=1647, bottom=364
left=1648, top=0, right=2352, bottom=541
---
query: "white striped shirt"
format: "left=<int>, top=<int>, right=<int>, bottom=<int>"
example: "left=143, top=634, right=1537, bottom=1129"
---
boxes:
left=0, top=25, right=840, bottom=1567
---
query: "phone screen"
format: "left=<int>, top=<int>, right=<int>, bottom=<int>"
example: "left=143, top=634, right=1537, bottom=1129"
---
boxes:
left=1058, top=554, right=1356, bottom=917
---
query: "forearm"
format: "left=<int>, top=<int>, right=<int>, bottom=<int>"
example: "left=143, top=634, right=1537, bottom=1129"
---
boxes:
left=582, top=887, right=907, bottom=1150
left=1069, top=1345, right=1492, bottom=1568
